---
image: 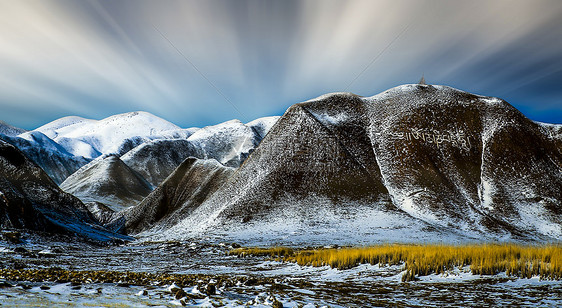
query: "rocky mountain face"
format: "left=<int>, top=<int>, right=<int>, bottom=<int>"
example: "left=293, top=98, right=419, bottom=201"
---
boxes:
left=0, top=140, right=128, bottom=242
left=120, top=85, right=562, bottom=243
left=121, top=117, right=279, bottom=187
left=108, top=158, right=235, bottom=234
left=0, top=132, right=91, bottom=185
left=60, top=155, right=153, bottom=212
left=121, top=139, right=196, bottom=187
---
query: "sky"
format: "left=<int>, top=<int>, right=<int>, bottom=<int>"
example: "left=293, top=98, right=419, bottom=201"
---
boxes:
left=1, top=0, right=562, bottom=130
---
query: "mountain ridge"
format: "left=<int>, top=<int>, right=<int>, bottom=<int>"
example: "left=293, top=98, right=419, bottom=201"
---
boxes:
left=119, top=84, right=562, bottom=244
left=0, top=139, right=129, bottom=242
left=2, top=84, right=562, bottom=244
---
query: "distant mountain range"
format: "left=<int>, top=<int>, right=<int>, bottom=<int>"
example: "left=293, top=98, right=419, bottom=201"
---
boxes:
left=2, top=84, right=561, bottom=244
left=0, top=112, right=278, bottom=238
left=0, top=112, right=278, bottom=186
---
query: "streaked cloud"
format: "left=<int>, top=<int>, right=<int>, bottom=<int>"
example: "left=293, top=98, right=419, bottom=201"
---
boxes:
left=0, top=0, right=561, bottom=129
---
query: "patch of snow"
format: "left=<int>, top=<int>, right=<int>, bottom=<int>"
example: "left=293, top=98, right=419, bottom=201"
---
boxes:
left=303, top=92, right=359, bottom=103
left=309, top=111, right=349, bottom=125
left=246, top=116, right=280, bottom=139
left=479, top=177, right=495, bottom=211
left=187, top=119, right=259, bottom=167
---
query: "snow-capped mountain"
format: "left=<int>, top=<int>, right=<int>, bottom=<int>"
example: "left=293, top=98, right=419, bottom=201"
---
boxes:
left=0, top=140, right=128, bottom=242
left=118, top=84, right=562, bottom=244
left=246, top=116, right=280, bottom=140
left=34, top=111, right=187, bottom=158
left=60, top=155, right=153, bottom=212
left=121, top=116, right=280, bottom=187
left=186, top=118, right=277, bottom=167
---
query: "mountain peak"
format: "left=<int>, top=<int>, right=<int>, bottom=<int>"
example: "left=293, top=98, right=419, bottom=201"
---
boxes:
left=126, top=85, right=562, bottom=244
left=60, top=155, right=153, bottom=211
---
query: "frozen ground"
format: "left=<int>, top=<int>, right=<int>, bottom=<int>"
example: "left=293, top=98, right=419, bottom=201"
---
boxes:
left=1, top=236, right=561, bottom=307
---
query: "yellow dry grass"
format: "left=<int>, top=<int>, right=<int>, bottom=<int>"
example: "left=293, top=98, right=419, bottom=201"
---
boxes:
left=229, top=247, right=294, bottom=258
left=230, top=243, right=562, bottom=281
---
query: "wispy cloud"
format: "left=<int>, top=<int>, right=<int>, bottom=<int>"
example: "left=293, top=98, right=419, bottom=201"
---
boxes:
left=1, top=0, right=561, bottom=129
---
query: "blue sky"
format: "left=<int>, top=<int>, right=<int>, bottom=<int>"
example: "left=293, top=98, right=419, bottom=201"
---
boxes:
left=1, top=0, right=562, bottom=129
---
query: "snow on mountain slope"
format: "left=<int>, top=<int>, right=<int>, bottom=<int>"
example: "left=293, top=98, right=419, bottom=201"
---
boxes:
left=121, top=139, right=198, bottom=187
left=34, top=111, right=182, bottom=158
left=246, top=116, right=281, bottom=139
left=153, top=127, right=200, bottom=140
left=17, top=131, right=71, bottom=155
left=186, top=119, right=261, bottom=168
left=35, top=116, right=96, bottom=139
left=0, top=120, right=26, bottom=137
left=121, top=117, right=279, bottom=187
left=109, top=157, right=235, bottom=234
left=53, top=136, right=101, bottom=159
left=536, top=121, right=562, bottom=143
left=0, top=133, right=91, bottom=185
left=129, top=84, right=562, bottom=244
left=0, top=140, right=129, bottom=242
left=60, top=155, right=153, bottom=211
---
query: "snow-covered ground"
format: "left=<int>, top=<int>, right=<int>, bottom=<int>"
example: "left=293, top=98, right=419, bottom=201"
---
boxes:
left=1, top=237, right=561, bottom=307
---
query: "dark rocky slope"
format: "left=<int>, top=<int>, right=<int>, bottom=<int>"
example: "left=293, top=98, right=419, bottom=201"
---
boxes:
left=108, top=157, right=234, bottom=234
left=0, top=140, right=128, bottom=242
left=60, top=155, right=153, bottom=211
left=121, top=139, right=198, bottom=187
left=0, top=132, right=90, bottom=185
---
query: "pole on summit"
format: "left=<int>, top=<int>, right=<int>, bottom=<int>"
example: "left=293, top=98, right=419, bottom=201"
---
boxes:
left=419, top=74, right=426, bottom=85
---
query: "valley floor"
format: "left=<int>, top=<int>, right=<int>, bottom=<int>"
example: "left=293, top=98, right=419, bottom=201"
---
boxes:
left=0, top=236, right=561, bottom=307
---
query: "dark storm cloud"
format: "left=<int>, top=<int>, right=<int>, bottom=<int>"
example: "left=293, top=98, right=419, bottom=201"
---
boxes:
left=1, top=0, right=561, bottom=129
